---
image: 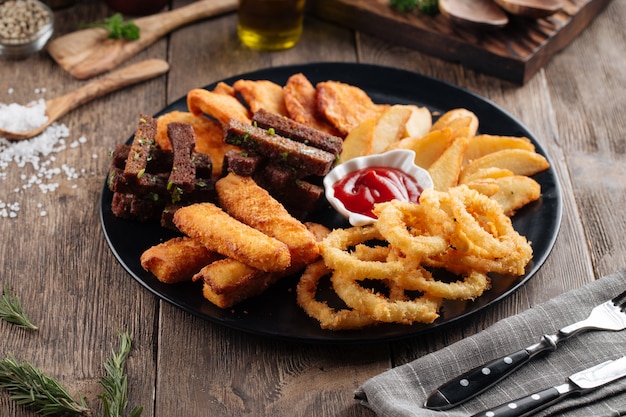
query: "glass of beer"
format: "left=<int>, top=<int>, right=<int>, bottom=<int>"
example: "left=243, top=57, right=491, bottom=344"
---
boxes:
left=238, top=0, right=306, bottom=51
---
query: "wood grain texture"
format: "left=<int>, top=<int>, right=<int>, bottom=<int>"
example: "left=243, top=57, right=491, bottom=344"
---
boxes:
left=310, top=0, right=612, bottom=84
left=0, top=0, right=624, bottom=416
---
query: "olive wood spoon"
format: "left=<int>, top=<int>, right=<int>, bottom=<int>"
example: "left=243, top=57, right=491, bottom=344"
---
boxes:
left=439, top=0, right=509, bottom=30
left=47, top=0, right=236, bottom=80
left=494, top=0, right=564, bottom=18
left=0, top=58, right=169, bottom=141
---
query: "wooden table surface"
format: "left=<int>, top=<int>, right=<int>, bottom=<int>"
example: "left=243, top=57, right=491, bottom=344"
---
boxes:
left=1, top=1, right=624, bottom=416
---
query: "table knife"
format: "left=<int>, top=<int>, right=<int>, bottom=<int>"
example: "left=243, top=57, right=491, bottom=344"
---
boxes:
left=425, top=291, right=626, bottom=410
left=469, top=356, right=626, bottom=417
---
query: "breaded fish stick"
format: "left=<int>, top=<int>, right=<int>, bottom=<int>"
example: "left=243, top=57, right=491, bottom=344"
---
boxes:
left=216, top=173, right=319, bottom=268
left=194, top=258, right=285, bottom=308
left=140, top=237, right=221, bottom=284
left=173, top=202, right=291, bottom=272
left=194, top=222, right=329, bottom=308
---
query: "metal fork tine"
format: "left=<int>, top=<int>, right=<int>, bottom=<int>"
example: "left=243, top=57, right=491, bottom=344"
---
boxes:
left=612, top=289, right=626, bottom=310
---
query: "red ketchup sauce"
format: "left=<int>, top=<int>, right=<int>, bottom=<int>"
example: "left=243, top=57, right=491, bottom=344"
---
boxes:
left=332, top=166, right=423, bottom=219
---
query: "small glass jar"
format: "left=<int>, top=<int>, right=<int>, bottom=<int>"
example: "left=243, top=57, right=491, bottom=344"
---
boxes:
left=0, top=0, right=55, bottom=60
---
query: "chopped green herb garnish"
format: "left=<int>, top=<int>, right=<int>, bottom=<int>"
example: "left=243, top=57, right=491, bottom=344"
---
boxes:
left=85, top=13, right=140, bottom=41
left=389, top=0, right=439, bottom=15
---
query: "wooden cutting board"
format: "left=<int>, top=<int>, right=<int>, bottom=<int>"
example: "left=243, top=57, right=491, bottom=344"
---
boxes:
left=309, top=0, right=611, bottom=84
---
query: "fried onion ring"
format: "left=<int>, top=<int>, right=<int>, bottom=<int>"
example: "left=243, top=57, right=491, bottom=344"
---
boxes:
left=397, top=267, right=490, bottom=300
left=373, top=200, right=448, bottom=261
left=296, top=261, right=377, bottom=330
left=331, top=269, right=442, bottom=325
left=319, top=225, right=406, bottom=279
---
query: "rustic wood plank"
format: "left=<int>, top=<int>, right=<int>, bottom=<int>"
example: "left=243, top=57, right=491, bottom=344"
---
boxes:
left=0, top=1, right=166, bottom=416
left=543, top=0, right=626, bottom=278
left=1, top=1, right=624, bottom=417
left=310, top=0, right=612, bottom=84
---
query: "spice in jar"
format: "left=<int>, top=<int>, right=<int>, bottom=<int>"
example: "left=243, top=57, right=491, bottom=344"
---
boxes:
left=0, top=0, right=50, bottom=41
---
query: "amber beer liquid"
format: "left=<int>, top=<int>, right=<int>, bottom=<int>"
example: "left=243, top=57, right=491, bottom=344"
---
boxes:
left=238, top=0, right=306, bottom=50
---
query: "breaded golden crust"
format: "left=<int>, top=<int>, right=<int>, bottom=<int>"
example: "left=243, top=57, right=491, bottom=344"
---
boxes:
left=233, top=79, right=289, bottom=116
left=140, top=237, right=221, bottom=284
left=284, top=73, right=342, bottom=136
left=187, top=88, right=251, bottom=128
left=213, top=81, right=236, bottom=96
left=304, top=222, right=331, bottom=243
left=216, top=173, right=320, bottom=268
left=173, top=202, right=291, bottom=272
left=316, top=80, right=387, bottom=136
left=194, top=258, right=284, bottom=308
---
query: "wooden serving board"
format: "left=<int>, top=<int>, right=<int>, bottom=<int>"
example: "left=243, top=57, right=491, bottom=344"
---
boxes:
left=309, top=0, right=611, bottom=84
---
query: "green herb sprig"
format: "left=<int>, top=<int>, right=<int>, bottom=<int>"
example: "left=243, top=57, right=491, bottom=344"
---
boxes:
left=0, top=355, right=92, bottom=416
left=0, top=284, right=38, bottom=330
left=86, top=13, right=140, bottom=41
left=389, top=0, right=439, bottom=15
left=0, top=331, right=143, bottom=417
left=98, top=332, right=143, bottom=417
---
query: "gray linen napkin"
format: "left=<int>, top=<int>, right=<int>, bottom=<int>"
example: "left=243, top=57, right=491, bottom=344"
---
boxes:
left=355, top=268, right=626, bottom=417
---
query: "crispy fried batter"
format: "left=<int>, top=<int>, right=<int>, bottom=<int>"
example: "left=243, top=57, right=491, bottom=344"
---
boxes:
left=187, top=88, right=252, bottom=128
left=233, top=79, right=289, bottom=116
left=284, top=73, right=342, bottom=136
left=194, top=259, right=287, bottom=308
left=316, top=80, right=387, bottom=136
left=216, top=173, right=319, bottom=268
left=173, top=202, right=291, bottom=272
left=193, top=221, right=327, bottom=309
left=213, top=81, right=236, bottom=96
left=140, top=237, right=222, bottom=283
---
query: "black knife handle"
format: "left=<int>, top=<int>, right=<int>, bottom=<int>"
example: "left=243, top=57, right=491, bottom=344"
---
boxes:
left=424, top=336, right=557, bottom=410
left=470, top=386, right=565, bottom=417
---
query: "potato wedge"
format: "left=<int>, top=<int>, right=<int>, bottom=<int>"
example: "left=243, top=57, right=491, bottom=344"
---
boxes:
left=464, top=134, right=535, bottom=165
left=459, top=167, right=515, bottom=184
left=371, top=105, right=414, bottom=154
left=459, top=149, right=550, bottom=183
left=464, top=178, right=500, bottom=197
left=338, top=118, right=376, bottom=163
left=404, top=105, right=432, bottom=139
left=390, top=128, right=454, bottom=169
left=431, top=108, right=479, bottom=138
left=489, top=175, right=542, bottom=216
left=428, top=136, right=469, bottom=191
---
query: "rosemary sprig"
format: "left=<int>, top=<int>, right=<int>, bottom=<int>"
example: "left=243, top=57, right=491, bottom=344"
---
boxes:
left=0, top=355, right=91, bottom=416
left=98, top=332, right=143, bottom=417
left=0, top=284, right=38, bottom=330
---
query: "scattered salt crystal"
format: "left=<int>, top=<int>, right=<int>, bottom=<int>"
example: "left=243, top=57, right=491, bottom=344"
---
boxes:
left=1, top=91, right=92, bottom=219
left=0, top=99, right=48, bottom=133
left=8, top=88, right=14, bottom=95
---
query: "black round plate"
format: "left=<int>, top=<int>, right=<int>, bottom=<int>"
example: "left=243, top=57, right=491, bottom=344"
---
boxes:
left=100, top=63, right=562, bottom=343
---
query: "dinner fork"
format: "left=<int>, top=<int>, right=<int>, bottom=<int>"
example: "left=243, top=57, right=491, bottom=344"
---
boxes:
left=424, top=289, right=626, bottom=410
